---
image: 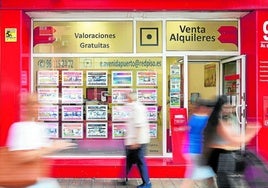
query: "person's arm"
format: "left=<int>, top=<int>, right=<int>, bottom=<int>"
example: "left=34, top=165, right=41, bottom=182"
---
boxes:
left=217, top=120, right=261, bottom=146
left=10, top=140, right=76, bottom=162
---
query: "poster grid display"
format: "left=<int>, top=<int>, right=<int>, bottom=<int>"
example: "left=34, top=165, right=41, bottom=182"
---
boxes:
left=35, top=69, right=160, bottom=140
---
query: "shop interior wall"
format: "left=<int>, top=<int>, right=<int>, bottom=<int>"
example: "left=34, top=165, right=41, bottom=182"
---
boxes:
left=188, top=62, right=218, bottom=100
left=0, top=10, right=31, bottom=146
left=188, top=62, right=218, bottom=116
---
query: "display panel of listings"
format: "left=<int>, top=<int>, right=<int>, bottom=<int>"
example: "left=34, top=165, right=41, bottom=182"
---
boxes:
left=112, top=123, right=126, bottom=139
left=62, top=105, right=83, bottom=121
left=112, top=105, right=130, bottom=122
left=170, top=64, right=181, bottom=107
left=37, top=70, right=59, bottom=86
left=146, top=106, right=158, bottom=122
left=62, top=123, right=83, bottom=139
left=43, top=122, right=59, bottom=138
left=149, top=123, right=157, bottom=138
left=136, top=71, right=157, bottom=86
left=38, top=88, right=59, bottom=104
left=62, top=88, right=83, bottom=104
left=112, top=71, right=132, bottom=86
left=137, top=89, right=157, bottom=104
left=62, top=71, right=83, bottom=86
left=86, top=71, right=108, bottom=86
left=86, top=105, right=108, bottom=121
left=38, top=105, right=59, bottom=121
left=112, top=88, right=132, bottom=104
left=86, top=122, right=108, bottom=138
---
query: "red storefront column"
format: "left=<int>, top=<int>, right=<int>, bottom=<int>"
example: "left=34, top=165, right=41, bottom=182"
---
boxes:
left=0, top=10, right=31, bottom=146
left=241, top=11, right=268, bottom=161
left=255, top=11, right=268, bottom=160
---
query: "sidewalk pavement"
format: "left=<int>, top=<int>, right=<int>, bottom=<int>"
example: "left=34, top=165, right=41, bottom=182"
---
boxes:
left=57, top=178, right=212, bottom=188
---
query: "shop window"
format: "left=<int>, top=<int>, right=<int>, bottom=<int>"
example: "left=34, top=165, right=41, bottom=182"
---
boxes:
left=33, top=57, right=163, bottom=156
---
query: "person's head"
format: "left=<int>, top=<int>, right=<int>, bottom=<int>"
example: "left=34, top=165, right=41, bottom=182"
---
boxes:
left=195, top=98, right=215, bottom=115
left=20, top=92, right=40, bottom=121
left=203, top=95, right=228, bottom=150
left=207, top=94, right=228, bottom=124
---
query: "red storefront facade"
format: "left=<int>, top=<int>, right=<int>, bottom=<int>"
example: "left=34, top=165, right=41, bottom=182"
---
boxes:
left=1, top=0, right=268, bottom=178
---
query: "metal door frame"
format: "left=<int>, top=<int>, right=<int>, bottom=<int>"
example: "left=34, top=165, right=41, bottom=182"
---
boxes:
left=220, top=55, right=246, bottom=149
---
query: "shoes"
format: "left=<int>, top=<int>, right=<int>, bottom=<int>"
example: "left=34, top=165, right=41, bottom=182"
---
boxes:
left=137, top=182, right=152, bottom=188
left=119, top=181, right=127, bottom=185
left=118, top=178, right=128, bottom=185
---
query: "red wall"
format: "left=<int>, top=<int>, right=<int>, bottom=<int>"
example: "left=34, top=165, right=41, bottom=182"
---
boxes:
left=241, top=12, right=258, bottom=136
left=241, top=11, right=268, bottom=160
left=256, top=11, right=268, bottom=160
left=0, top=10, right=31, bottom=146
left=0, top=1, right=268, bottom=177
left=1, top=0, right=268, bottom=11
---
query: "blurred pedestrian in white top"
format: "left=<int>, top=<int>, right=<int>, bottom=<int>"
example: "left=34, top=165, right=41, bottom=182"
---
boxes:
left=123, top=91, right=152, bottom=188
left=6, top=92, right=76, bottom=188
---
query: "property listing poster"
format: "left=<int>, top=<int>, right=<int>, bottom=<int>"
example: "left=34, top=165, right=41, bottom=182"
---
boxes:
left=146, top=106, right=158, bottom=122
left=62, top=123, right=83, bottom=139
left=43, top=122, right=59, bottom=138
left=38, top=88, right=59, bottom=103
left=62, top=105, right=83, bottom=121
left=86, top=71, right=108, bottom=86
left=62, top=88, right=83, bottom=104
left=86, top=105, right=108, bottom=121
left=170, top=64, right=180, bottom=75
left=38, top=105, right=59, bottom=121
left=112, top=105, right=130, bottom=122
left=112, top=88, right=132, bottom=104
left=170, top=77, right=180, bottom=92
left=86, top=122, right=108, bottom=138
left=150, top=123, right=157, bottom=138
left=112, top=71, right=132, bottom=86
left=137, top=71, right=157, bottom=86
left=137, top=89, right=157, bottom=104
left=62, top=71, right=83, bottom=86
left=37, top=70, right=59, bottom=86
left=170, top=65, right=181, bottom=107
left=112, top=123, right=126, bottom=139
left=170, top=92, right=181, bottom=106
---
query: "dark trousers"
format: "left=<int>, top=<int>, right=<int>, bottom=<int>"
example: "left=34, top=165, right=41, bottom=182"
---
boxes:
left=125, top=144, right=150, bottom=185
left=207, top=148, right=240, bottom=188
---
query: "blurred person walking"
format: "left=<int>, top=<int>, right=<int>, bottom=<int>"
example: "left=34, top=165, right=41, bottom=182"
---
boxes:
left=202, top=95, right=260, bottom=188
left=122, top=91, right=152, bottom=188
left=5, top=92, right=76, bottom=188
left=180, top=99, right=216, bottom=188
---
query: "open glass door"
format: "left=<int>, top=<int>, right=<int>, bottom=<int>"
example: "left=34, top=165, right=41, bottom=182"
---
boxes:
left=220, top=55, right=246, bottom=149
left=165, top=56, right=186, bottom=156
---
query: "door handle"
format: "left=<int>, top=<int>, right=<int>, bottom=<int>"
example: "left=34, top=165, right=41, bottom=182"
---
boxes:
left=236, top=104, right=242, bottom=125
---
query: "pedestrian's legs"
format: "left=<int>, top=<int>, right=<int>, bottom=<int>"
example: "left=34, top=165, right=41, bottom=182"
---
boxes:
left=126, top=147, right=134, bottom=181
left=136, top=144, right=150, bottom=185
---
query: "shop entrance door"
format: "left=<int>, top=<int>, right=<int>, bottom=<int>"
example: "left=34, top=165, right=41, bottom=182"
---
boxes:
left=220, top=55, right=247, bottom=149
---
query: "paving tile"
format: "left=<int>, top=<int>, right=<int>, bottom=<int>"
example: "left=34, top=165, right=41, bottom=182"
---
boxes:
left=57, top=178, right=192, bottom=188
